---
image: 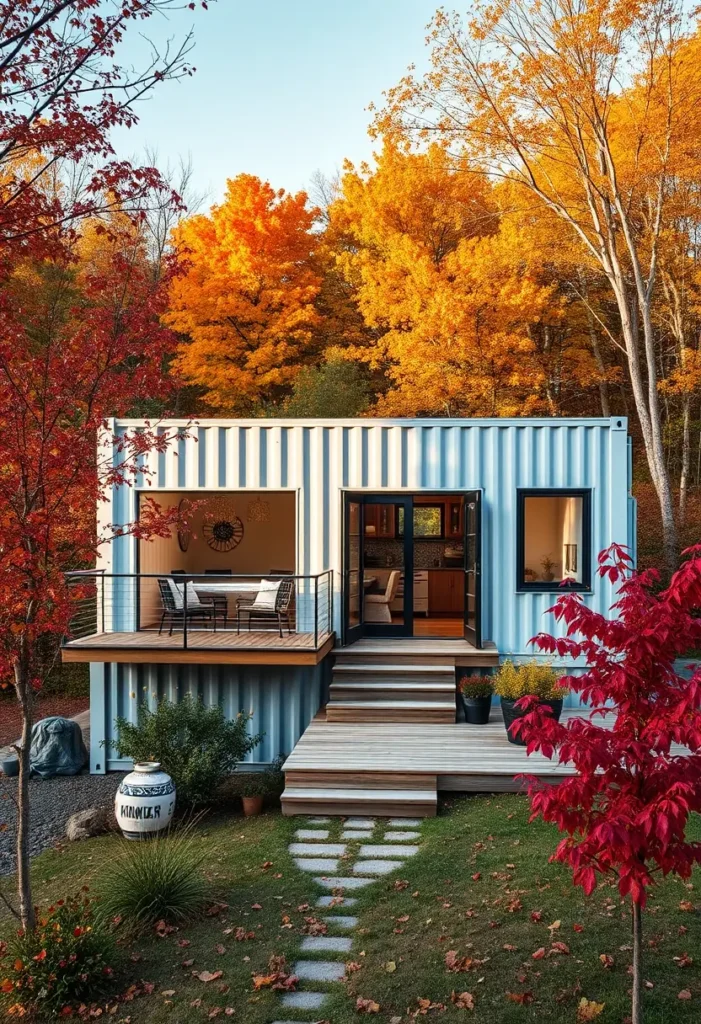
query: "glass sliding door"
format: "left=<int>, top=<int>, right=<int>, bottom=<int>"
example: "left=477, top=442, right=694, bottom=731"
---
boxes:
left=343, top=494, right=413, bottom=641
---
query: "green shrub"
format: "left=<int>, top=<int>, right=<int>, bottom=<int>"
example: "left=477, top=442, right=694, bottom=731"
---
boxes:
left=0, top=893, right=118, bottom=1017
left=458, top=674, right=494, bottom=699
left=95, top=823, right=212, bottom=933
left=112, top=694, right=262, bottom=805
left=493, top=660, right=567, bottom=701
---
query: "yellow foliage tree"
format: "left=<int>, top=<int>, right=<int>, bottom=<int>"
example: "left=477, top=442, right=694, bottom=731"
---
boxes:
left=167, top=174, right=321, bottom=412
left=329, top=144, right=593, bottom=416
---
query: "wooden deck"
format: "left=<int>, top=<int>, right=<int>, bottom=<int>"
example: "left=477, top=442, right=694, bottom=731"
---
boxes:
left=62, top=629, right=334, bottom=665
left=285, top=709, right=588, bottom=791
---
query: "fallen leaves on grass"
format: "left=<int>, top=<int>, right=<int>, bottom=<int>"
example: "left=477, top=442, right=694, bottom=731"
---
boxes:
left=550, top=941, right=570, bottom=956
left=679, top=900, right=694, bottom=912
left=195, top=971, right=223, bottom=984
left=356, top=996, right=380, bottom=1013
left=532, top=947, right=546, bottom=960
left=678, top=989, right=692, bottom=1000
left=506, top=992, right=534, bottom=1005
left=154, top=920, right=176, bottom=938
left=599, top=954, right=614, bottom=969
left=675, top=952, right=694, bottom=968
left=251, top=955, right=297, bottom=993
left=451, top=990, right=475, bottom=1010
left=234, top=927, right=255, bottom=941
left=302, top=916, right=328, bottom=936
left=384, top=961, right=397, bottom=973
left=346, top=961, right=363, bottom=973
left=576, top=997, right=605, bottom=1020
left=530, top=910, right=542, bottom=922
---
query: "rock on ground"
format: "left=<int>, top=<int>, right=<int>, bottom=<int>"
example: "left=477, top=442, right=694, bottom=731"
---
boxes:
left=65, top=806, right=114, bottom=842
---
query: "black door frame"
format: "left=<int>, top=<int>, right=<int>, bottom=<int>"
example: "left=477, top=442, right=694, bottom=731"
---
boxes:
left=343, top=493, right=414, bottom=642
left=463, top=490, right=482, bottom=647
left=342, top=491, right=483, bottom=647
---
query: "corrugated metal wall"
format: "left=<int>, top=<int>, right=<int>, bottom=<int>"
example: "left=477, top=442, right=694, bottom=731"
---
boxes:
left=90, top=660, right=330, bottom=772
left=106, top=416, right=633, bottom=655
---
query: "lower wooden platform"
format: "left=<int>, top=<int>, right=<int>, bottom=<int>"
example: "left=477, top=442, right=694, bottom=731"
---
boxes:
left=282, top=709, right=597, bottom=816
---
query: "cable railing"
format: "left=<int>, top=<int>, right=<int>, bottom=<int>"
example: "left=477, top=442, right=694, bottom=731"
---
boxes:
left=63, top=570, right=334, bottom=650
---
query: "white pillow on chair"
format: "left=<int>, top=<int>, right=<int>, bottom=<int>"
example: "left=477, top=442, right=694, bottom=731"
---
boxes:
left=169, top=579, right=202, bottom=610
left=250, top=579, right=281, bottom=611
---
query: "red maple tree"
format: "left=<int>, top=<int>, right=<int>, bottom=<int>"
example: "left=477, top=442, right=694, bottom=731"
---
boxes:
left=0, top=1, right=208, bottom=929
left=516, top=544, right=701, bottom=1024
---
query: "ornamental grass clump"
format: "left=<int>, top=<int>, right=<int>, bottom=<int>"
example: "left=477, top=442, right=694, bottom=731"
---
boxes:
left=95, top=822, right=213, bottom=934
left=0, top=893, right=118, bottom=1018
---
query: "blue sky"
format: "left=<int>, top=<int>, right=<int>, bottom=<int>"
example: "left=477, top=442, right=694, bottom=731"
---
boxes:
left=113, top=0, right=437, bottom=205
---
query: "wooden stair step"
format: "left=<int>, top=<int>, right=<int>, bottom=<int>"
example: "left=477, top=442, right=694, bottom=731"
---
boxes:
left=326, top=700, right=455, bottom=724
left=332, top=663, right=455, bottom=676
left=329, top=682, right=455, bottom=702
left=281, top=786, right=437, bottom=818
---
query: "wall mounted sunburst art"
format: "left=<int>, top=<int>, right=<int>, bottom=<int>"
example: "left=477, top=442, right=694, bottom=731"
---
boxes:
left=202, top=496, right=244, bottom=552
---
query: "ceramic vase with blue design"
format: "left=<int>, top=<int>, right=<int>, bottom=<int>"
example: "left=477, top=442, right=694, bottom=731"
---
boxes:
left=115, top=762, right=175, bottom=839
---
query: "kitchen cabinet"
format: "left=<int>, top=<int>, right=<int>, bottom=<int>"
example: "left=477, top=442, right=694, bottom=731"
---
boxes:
left=364, top=504, right=395, bottom=537
left=428, top=570, right=464, bottom=614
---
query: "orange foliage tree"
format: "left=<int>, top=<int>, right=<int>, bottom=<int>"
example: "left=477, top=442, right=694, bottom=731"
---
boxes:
left=167, top=175, right=322, bottom=413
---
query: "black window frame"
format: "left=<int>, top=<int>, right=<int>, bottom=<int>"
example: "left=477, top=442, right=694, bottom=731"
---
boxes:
left=516, top=488, right=592, bottom=593
left=396, top=503, right=445, bottom=538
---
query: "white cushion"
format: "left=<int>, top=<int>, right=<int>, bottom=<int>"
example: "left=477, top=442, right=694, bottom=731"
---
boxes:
left=250, top=578, right=281, bottom=611
left=169, top=579, right=202, bottom=610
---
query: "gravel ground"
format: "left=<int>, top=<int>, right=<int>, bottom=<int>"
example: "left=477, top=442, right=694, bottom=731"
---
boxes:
left=0, top=772, right=125, bottom=876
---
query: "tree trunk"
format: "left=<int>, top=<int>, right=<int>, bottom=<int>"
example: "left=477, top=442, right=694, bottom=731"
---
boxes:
left=14, top=659, right=35, bottom=932
left=631, top=901, right=643, bottom=1024
left=679, top=396, right=690, bottom=526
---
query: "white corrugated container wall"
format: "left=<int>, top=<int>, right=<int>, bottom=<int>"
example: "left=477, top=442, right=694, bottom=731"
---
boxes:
left=107, top=416, right=632, bottom=655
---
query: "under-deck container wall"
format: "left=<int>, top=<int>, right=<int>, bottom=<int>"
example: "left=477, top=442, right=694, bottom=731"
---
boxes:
left=105, top=416, right=632, bottom=658
left=90, top=661, right=331, bottom=774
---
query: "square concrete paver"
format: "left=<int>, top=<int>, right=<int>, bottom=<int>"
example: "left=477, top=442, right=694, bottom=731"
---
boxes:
left=294, top=857, right=339, bottom=873
left=306, top=817, right=331, bottom=824
left=289, top=842, right=346, bottom=857
left=353, top=859, right=404, bottom=875
left=281, top=991, right=328, bottom=1010
left=314, top=875, right=374, bottom=890
left=342, top=829, right=374, bottom=840
left=358, top=843, right=418, bottom=858
left=295, top=829, right=330, bottom=840
left=384, top=830, right=421, bottom=841
left=317, top=895, right=358, bottom=907
left=344, top=818, right=376, bottom=828
left=300, top=935, right=353, bottom=953
left=294, top=960, right=346, bottom=982
left=387, top=817, right=422, bottom=826
left=324, top=915, right=358, bottom=930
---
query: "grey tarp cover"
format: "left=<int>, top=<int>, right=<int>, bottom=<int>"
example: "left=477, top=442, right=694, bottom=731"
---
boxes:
left=29, top=716, right=88, bottom=778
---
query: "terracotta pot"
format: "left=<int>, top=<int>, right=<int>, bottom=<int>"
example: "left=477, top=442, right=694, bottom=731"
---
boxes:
left=242, top=795, right=264, bottom=817
left=115, top=762, right=176, bottom=840
left=500, top=697, right=563, bottom=746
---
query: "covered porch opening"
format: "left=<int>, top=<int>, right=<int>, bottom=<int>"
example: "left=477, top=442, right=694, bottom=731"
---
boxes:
left=137, top=489, right=297, bottom=634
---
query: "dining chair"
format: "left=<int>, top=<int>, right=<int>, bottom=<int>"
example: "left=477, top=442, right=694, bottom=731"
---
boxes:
left=237, top=579, right=295, bottom=638
left=157, top=578, right=216, bottom=635
left=364, top=570, right=400, bottom=623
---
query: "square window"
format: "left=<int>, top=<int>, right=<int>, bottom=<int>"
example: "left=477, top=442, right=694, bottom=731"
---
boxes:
left=517, top=490, right=591, bottom=590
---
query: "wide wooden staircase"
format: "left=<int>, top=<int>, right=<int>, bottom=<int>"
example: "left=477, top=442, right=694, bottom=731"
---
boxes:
left=282, top=643, right=469, bottom=818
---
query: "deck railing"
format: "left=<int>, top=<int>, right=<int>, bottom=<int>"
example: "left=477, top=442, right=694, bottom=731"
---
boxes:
left=63, top=570, right=334, bottom=650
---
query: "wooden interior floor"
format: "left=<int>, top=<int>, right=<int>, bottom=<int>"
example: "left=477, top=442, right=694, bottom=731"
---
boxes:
left=412, top=616, right=464, bottom=637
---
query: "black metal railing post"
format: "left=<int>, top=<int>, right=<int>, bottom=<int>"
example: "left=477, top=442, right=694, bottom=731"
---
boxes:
left=314, top=574, right=319, bottom=648
left=183, top=574, right=188, bottom=649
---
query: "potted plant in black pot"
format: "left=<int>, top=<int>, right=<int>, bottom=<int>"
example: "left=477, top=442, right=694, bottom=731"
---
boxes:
left=458, top=674, right=493, bottom=725
left=494, top=661, right=568, bottom=745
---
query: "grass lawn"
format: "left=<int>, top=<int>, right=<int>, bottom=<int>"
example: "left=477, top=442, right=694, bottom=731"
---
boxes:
left=2, top=795, right=701, bottom=1022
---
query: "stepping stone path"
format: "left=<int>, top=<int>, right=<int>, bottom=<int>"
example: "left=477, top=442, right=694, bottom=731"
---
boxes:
left=279, top=814, right=427, bottom=1018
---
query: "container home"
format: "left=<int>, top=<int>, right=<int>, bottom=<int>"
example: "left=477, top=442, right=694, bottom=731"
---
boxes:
left=62, top=416, right=635, bottom=815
